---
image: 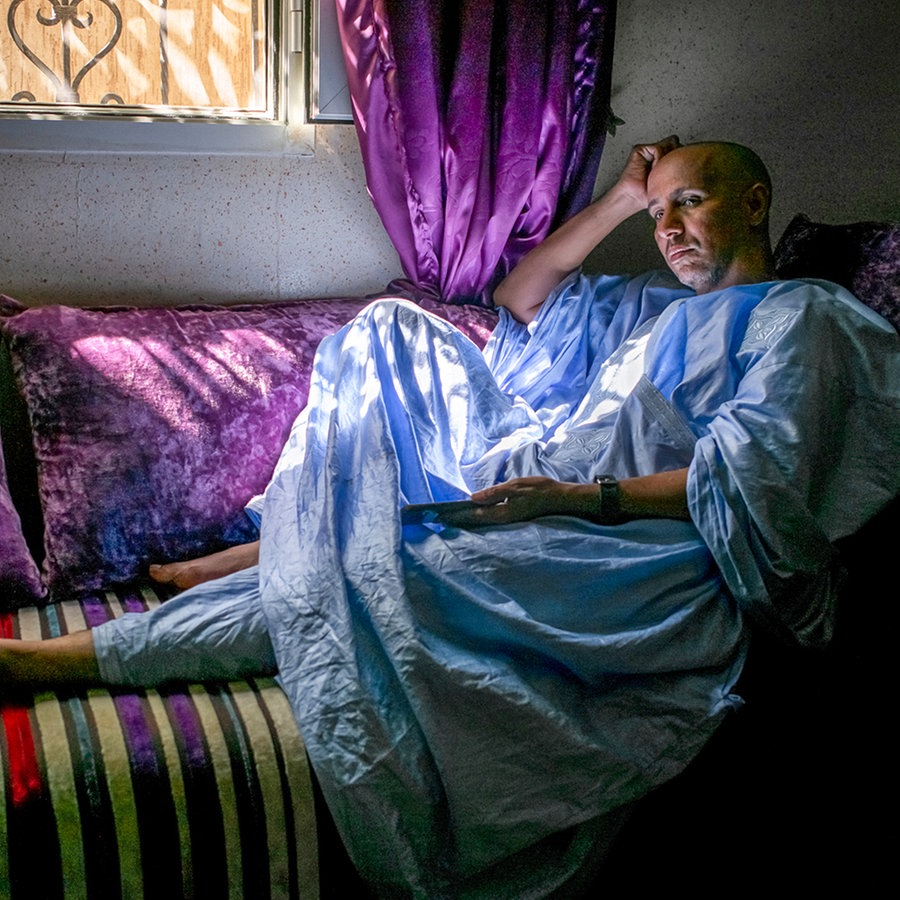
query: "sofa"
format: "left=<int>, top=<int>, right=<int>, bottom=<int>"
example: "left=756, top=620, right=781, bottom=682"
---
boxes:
left=1, top=214, right=897, bottom=897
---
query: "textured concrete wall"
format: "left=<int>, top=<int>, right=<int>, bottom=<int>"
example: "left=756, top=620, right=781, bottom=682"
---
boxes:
left=0, top=126, right=401, bottom=306
left=588, top=0, right=900, bottom=275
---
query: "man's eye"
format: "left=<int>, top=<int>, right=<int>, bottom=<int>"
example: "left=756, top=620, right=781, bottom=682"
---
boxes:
left=681, top=196, right=701, bottom=207
left=651, top=209, right=664, bottom=220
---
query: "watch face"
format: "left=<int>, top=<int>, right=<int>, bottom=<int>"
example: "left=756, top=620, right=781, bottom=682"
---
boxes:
left=593, top=475, right=621, bottom=524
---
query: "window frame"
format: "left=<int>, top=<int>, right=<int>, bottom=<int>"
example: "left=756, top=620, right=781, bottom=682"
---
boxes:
left=306, top=0, right=352, bottom=123
left=0, top=0, right=349, bottom=156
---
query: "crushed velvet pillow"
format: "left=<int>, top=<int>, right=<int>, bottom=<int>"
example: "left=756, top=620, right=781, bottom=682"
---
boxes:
left=774, top=214, right=900, bottom=331
left=0, top=426, right=45, bottom=607
left=0, top=296, right=46, bottom=606
left=0, top=295, right=498, bottom=596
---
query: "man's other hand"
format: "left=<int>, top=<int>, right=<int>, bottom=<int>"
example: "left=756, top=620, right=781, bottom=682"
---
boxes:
left=614, top=134, right=682, bottom=210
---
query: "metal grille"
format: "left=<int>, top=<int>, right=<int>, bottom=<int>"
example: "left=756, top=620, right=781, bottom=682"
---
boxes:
left=1, top=1, right=270, bottom=115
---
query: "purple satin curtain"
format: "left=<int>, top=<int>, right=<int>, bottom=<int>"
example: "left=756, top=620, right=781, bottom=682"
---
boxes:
left=336, top=0, right=617, bottom=305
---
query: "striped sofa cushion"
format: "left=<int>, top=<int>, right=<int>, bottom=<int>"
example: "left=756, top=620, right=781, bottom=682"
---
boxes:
left=0, top=582, right=319, bottom=899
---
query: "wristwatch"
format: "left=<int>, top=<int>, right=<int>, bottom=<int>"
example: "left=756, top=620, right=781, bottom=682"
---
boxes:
left=593, top=474, right=621, bottom=524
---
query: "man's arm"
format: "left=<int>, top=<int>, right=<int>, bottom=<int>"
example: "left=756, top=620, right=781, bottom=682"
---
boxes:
left=438, top=470, right=690, bottom=528
left=493, top=135, right=681, bottom=324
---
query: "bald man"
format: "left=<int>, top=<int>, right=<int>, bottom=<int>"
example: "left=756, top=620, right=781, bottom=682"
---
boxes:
left=146, top=138, right=780, bottom=589
left=2, top=138, right=897, bottom=898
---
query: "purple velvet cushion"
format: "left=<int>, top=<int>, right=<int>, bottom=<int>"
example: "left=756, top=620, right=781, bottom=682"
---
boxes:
left=416, top=295, right=498, bottom=342
left=0, top=296, right=497, bottom=596
left=0, top=427, right=45, bottom=606
left=774, top=214, right=900, bottom=331
left=0, top=295, right=46, bottom=606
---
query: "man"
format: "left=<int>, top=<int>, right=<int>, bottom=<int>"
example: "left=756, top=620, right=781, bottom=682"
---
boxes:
left=147, top=136, right=777, bottom=565
left=2, top=138, right=897, bottom=896
left=147, top=135, right=769, bottom=587
left=443, top=135, right=776, bottom=528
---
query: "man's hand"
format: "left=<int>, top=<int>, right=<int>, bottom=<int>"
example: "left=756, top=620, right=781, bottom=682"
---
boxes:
left=431, top=468, right=691, bottom=530
left=612, top=134, right=682, bottom=210
left=436, top=477, right=594, bottom=528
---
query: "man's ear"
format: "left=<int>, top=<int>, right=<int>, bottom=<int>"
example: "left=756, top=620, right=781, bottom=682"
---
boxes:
left=744, top=182, right=770, bottom=227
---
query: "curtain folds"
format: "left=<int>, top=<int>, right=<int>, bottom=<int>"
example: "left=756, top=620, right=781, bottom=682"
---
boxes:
left=335, top=0, right=617, bottom=305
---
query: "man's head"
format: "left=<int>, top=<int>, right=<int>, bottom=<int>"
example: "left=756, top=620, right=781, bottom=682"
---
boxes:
left=646, top=142, right=774, bottom=293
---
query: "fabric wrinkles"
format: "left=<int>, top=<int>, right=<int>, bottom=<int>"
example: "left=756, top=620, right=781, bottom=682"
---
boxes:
left=336, top=0, right=616, bottom=302
left=254, top=272, right=900, bottom=895
left=94, top=271, right=898, bottom=897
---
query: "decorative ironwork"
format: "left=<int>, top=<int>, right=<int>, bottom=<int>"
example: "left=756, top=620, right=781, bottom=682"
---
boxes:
left=2, top=1, right=268, bottom=114
left=8, top=0, right=124, bottom=103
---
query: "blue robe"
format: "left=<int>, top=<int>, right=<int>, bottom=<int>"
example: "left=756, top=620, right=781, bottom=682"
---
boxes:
left=257, top=271, right=899, bottom=896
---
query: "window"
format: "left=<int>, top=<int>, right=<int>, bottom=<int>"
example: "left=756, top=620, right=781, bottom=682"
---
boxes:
left=2, top=1, right=275, bottom=118
left=0, top=1, right=351, bottom=154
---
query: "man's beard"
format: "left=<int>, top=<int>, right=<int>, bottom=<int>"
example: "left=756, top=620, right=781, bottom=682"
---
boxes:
left=675, top=259, right=727, bottom=294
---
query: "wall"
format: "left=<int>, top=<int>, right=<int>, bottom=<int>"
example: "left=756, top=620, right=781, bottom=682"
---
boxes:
left=589, top=0, right=900, bottom=274
left=1, top=0, right=898, bottom=306
left=0, top=125, right=401, bottom=306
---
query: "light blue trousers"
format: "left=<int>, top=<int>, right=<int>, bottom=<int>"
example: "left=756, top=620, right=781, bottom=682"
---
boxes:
left=92, top=566, right=277, bottom=686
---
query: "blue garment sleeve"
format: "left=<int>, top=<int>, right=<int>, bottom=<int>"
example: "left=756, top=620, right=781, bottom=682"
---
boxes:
left=685, top=280, right=900, bottom=647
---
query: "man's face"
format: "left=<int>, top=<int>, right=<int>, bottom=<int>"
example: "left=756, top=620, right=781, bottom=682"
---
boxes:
left=646, top=146, right=757, bottom=294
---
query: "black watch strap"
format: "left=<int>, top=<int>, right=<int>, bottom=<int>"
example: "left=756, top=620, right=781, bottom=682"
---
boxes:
left=593, top=474, right=621, bottom=524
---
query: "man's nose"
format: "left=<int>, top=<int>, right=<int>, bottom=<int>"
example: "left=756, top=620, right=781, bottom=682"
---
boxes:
left=655, top=208, right=683, bottom=239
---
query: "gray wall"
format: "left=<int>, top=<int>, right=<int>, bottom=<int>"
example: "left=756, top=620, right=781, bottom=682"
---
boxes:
left=0, top=126, right=402, bottom=306
left=589, top=0, right=900, bottom=275
left=1, top=0, right=897, bottom=306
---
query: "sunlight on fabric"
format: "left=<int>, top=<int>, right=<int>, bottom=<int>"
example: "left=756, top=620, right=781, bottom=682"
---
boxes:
left=71, top=330, right=291, bottom=436
left=346, top=318, right=384, bottom=422
left=445, top=361, right=472, bottom=453
left=542, top=330, right=654, bottom=468
left=591, top=331, right=651, bottom=415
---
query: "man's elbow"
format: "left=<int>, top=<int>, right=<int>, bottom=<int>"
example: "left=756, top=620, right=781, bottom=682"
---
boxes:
left=492, top=280, right=513, bottom=311
left=493, top=285, right=537, bottom=324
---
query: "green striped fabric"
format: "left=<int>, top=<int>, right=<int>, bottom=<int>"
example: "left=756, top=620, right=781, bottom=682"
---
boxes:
left=0, top=583, right=319, bottom=899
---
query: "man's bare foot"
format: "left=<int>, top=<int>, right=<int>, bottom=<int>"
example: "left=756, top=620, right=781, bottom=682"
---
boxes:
left=149, top=541, right=260, bottom=591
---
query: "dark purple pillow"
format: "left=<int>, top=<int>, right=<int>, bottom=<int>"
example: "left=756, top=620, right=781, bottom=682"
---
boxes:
left=0, top=295, right=498, bottom=596
left=0, top=426, right=45, bottom=607
left=774, top=214, right=900, bottom=331
left=0, top=296, right=46, bottom=606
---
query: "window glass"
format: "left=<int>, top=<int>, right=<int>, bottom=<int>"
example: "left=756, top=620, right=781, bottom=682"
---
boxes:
left=1, top=0, right=273, bottom=118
